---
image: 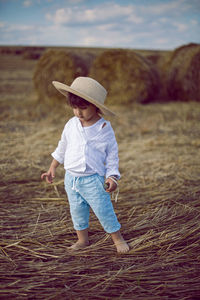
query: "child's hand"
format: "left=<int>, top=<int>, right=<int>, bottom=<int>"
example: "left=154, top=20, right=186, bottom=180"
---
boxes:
left=105, top=178, right=117, bottom=193
left=41, top=168, right=55, bottom=184
left=41, top=159, right=59, bottom=184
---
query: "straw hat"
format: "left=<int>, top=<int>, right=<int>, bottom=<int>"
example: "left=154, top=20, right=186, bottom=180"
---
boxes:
left=52, top=77, right=115, bottom=116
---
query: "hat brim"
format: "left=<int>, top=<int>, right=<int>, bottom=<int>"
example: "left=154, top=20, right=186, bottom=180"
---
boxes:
left=52, top=81, right=115, bottom=116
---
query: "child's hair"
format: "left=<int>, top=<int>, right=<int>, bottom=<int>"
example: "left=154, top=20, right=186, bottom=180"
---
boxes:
left=67, top=92, right=101, bottom=114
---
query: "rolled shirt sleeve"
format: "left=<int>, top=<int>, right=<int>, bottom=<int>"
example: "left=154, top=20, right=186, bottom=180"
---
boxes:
left=105, top=128, right=120, bottom=179
left=51, top=124, right=68, bottom=164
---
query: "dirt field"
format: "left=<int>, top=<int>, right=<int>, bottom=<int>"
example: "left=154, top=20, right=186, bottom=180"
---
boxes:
left=0, top=49, right=200, bottom=299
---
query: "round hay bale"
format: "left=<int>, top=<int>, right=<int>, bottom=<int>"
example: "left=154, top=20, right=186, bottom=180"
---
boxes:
left=33, top=49, right=89, bottom=104
left=89, top=49, right=160, bottom=104
left=151, top=51, right=173, bottom=101
left=166, top=43, right=200, bottom=101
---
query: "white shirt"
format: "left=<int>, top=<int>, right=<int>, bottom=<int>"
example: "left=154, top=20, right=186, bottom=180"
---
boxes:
left=51, top=116, right=120, bottom=179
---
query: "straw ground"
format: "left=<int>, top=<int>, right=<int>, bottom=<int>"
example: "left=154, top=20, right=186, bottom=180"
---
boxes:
left=0, top=49, right=200, bottom=299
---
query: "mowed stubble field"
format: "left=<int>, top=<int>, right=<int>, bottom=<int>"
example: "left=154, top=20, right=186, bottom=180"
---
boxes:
left=0, top=48, right=200, bottom=299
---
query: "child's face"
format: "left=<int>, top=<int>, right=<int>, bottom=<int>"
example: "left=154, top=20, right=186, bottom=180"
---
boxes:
left=72, top=104, right=99, bottom=126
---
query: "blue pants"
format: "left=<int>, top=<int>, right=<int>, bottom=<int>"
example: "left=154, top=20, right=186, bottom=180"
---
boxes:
left=64, top=172, right=121, bottom=233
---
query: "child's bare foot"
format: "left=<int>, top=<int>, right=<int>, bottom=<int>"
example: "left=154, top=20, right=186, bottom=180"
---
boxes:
left=114, top=240, right=129, bottom=253
left=68, top=229, right=89, bottom=251
left=111, top=230, right=129, bottom=254
left=68, top=241, right=89, bottom=251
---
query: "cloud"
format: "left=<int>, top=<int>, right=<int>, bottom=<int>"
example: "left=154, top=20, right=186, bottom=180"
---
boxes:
left=0, top=0, right=199, bottom=49
left=174, top=22, right=188, bottom=32
left=144, top=0, right=188, bottom=15
left=191, top=19, right=198, bottom=25
left=23, top=0, right=32, bottom=7
left=5, top=23, right=35, bottom=32
left=42, top=0, right=199, bottom=49
left=0, top=21, right=5, bottom=29
left=46, top=3, right=143, bottom=26
left=155, top=38, right=170, bottom=45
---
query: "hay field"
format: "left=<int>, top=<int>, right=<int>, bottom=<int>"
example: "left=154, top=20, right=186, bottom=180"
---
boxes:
left=0, top=48, right=200, bottom=300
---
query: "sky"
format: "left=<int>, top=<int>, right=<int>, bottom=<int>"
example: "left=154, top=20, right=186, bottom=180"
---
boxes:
left=0, top=0, right=199, bottom=50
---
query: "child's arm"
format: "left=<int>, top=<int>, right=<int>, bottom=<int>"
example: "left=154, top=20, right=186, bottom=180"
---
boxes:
left=41, top=159, right=60, bottom=184
left=41, top=121, right=69, bottom=184
left=104, top=124, right=120, bottom=193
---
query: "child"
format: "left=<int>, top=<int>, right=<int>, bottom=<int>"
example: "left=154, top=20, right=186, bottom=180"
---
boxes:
left=41, top=77, right=129, bottom=253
